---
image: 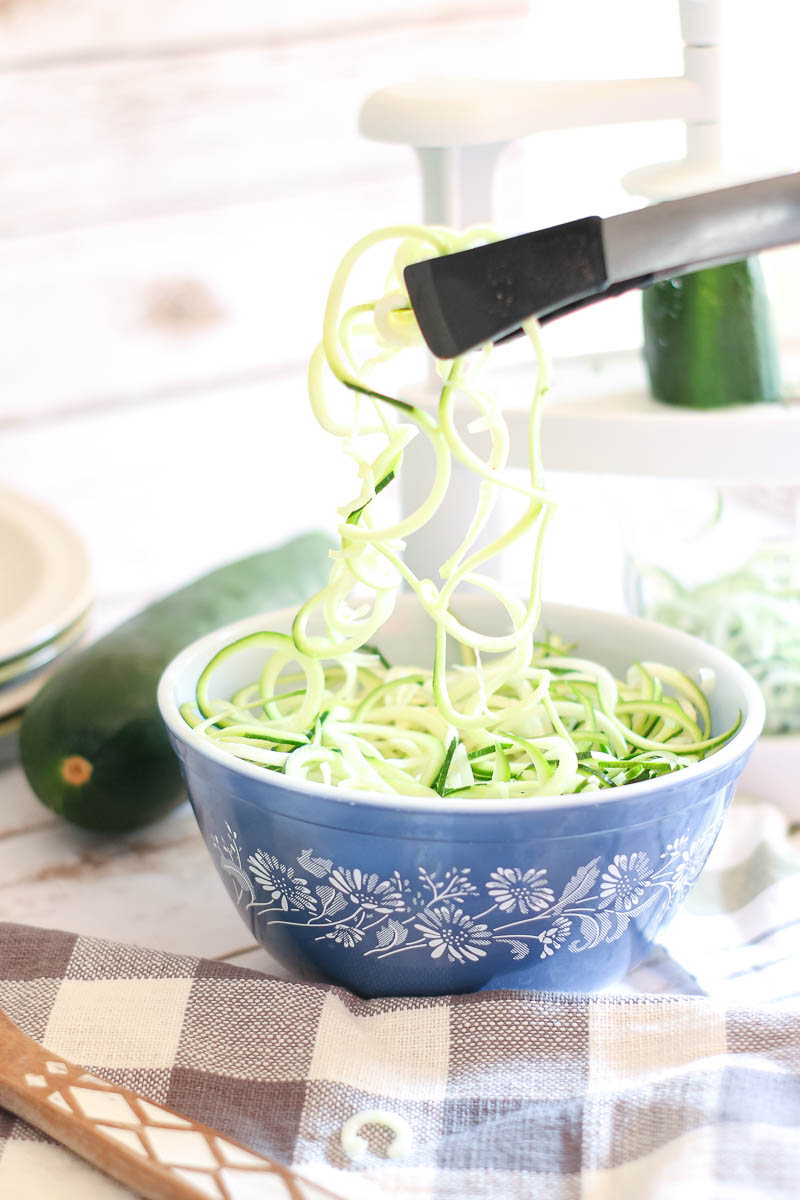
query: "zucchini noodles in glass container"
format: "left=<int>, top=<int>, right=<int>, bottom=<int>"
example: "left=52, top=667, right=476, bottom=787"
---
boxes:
left=181, top=226, right=740, bottom=799
left=627, top=482, right=800, bottom=737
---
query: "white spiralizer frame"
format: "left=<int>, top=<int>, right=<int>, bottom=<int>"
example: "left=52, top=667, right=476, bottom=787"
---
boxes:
left=356, top=0, right=786, bottom=589
left=357, top=0, right=800, bottom=810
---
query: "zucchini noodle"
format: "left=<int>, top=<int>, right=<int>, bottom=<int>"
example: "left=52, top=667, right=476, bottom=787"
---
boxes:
left=182, top=225, right=740, bottom=798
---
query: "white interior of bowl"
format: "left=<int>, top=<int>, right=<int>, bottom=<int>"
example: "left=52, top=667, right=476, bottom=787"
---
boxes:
left=158, top=593, right=765, bottom=813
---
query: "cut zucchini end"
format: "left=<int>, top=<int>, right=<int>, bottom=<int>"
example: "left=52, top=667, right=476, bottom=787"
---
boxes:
left=60, top=755, right=94, bottom=787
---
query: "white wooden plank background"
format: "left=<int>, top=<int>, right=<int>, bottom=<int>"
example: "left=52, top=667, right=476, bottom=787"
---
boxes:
left=0, top=8, right=536, bottom=427
left=0, top=179, right=419, bottom=422
left=0, top=1, right=525, bottom=63
left=0, top=14, right=530, bottom=236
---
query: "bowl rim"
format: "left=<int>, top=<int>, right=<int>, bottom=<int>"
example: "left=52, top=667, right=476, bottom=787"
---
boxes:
left=157, top=599, right=766, bottom=815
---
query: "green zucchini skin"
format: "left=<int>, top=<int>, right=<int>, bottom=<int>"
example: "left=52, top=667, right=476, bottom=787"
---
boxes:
left=642, top=259, right=781, bottom=409
left=20, top=532, right=334, bottom=832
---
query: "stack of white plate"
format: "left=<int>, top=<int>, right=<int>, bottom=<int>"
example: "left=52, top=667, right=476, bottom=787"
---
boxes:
left=0, top=486, right=92, bottom=764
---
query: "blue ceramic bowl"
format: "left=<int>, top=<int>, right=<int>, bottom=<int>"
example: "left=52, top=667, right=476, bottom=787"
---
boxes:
left=158, top=597, right=764, bottom=998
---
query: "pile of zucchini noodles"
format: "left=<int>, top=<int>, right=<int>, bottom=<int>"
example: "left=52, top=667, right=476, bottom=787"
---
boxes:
left=181, top=225, right=739, bottom=799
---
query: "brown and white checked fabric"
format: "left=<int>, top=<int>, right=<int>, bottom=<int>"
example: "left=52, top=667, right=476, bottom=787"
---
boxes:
left=1, top=921, right=800, bottom=1199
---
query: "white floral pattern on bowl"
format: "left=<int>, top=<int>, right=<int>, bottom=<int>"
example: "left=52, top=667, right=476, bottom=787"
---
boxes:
left=211, top=819, right=722, bottom=967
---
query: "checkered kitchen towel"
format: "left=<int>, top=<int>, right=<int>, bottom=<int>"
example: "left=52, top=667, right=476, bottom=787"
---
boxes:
left=2, top=884, right=800, bottom=1199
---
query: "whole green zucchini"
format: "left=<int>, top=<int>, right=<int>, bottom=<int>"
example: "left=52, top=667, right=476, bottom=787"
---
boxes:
left=642, top=259, right=781, bottom=409
left=20, top=531, right=333, bottom=831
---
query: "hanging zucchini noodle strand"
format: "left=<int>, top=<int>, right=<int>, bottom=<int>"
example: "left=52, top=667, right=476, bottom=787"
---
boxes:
left=182, top=226, right=740, bottom=798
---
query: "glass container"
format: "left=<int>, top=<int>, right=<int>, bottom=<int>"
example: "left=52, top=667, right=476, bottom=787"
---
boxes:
left=625, top=480, right=800, bottom=735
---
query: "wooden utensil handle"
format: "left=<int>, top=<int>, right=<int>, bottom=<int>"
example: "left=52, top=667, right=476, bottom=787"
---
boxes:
left=0, top=1009, right=340, bottom=1200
